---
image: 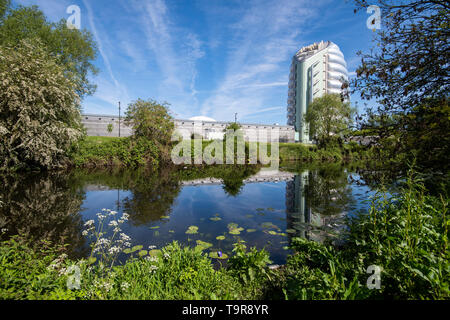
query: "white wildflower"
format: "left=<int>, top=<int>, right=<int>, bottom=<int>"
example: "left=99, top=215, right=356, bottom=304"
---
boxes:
left=149, top=265, right=158, bottom=273
left=108, top=220, right=118, bottom=227
left=84, top=220, right=95, bottom=227
left=120, top=233, right=131, bottom=242
left=121, top=282, right=130, bottom=290
left=108, top=246, right=121, bottom=255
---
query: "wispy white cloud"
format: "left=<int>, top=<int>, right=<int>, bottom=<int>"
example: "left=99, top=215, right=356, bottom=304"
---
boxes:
left=82, top=0, right=129, bottom=110
left=200, top=0, right=318, bottom=122
left=128, top=0, right=205, bottom=118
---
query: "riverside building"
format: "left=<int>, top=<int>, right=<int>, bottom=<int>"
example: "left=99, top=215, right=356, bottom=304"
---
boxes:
left=287, top=41, right=349, bottom=143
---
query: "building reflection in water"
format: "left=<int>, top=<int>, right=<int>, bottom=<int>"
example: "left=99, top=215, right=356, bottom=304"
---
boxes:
left=285, top=170, right=349, bottom=245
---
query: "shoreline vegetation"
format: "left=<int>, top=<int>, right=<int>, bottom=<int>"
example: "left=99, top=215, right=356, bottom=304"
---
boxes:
left=67, top=136, right=373, bottom=170
left=0, top=171, right=448, bottom=299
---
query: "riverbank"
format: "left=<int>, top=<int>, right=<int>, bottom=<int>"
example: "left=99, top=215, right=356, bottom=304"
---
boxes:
left=1, top=172, right=447, bottom=300
left=69, top=136, right=372, bottom=169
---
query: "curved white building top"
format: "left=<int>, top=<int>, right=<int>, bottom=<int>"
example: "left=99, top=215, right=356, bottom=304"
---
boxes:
left=188, top=116, right=217, bottom=122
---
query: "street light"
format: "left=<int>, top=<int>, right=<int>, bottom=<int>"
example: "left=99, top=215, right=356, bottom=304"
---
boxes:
left=118, top=101, right=121, bottom=137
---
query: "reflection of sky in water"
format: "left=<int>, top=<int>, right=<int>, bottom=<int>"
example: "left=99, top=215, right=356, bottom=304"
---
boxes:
left=80, top=173, right=375, bottom=265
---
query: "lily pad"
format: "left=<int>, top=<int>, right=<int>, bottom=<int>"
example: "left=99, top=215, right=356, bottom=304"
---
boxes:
left=185, top=226, right=199, bottom=234
left=216, top=235, right=226, bottom=240
left=161, top=216, right=170, bottom=219
left=131, top=245, right=143, bottom=252
left=195, top=240, right=213, bottom=251
left=148, top=249, right=161, bottom=257
left=138, top=250, right=148, bottom=257
left=149, top=226, right=160, bottom=229
left=209, top=217, right=222, bottom=221
left=169, top=230, right=175, bottom=233
left=227, top=222, right=244, bottom=235
left=246, top=229, right=257, bottom=233
left=261, top=222, right=281, bottom=231
left=268, top=230, right=278, bottom=235
left=209, top=251, right=229, bottom=259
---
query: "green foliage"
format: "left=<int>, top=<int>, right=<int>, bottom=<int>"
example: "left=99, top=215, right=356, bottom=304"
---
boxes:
left=227, top=241, right=273, bottom=297
left=352, top=1, right=450, bottom=186
left=0, top=2, right=98, bottom=97
left=304, top=93, right=355, bottom=147
left=278, top=142, right=370, bottom=162
left=281, top=170, right=449, bottom=300
left=0, top=0, right=9, bottom=20
left=125, top=99, right=174, bottom=146
left=107, top=124, right=113, bottom=133
left=0, top=237, right=82, bottom=299
left=0, top=40, right=83, bottom=171
left=69, top=136, right=160, bottom=169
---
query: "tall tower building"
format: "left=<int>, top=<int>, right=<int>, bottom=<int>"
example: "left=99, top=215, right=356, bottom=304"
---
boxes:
left=287, top=41, right=348, bottom=143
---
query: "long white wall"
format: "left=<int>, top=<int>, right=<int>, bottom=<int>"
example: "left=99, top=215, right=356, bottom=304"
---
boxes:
left=81, top=114, right=295, bottom=143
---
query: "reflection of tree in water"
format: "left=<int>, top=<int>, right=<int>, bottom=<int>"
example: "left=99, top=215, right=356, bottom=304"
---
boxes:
left=285, top=164, right=354, bottom=244
left=0, top=173, right=87, bottom=259
left=122, top=169, right=181, bottom=226
left=305, top=165, right=354, bottom=217
left=176, top=165, right=260, bottom=197
left=72, top=167, right=182, bottom=226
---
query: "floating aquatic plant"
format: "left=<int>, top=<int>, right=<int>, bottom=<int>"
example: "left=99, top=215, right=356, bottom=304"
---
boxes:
left=227, top=223, right=244, bottom=235
left=209, top=251, right=228, bottom=259
left=195, top=240, right=213, bottom=251
left=216, top=235, right=226, bottom=240
left=138, top=250, right=148, bottom=257
left=209, top=217, right=222, bottom=221
left=246, top=229, right=257, bottom=233
left=148, top=249, right=161, bottom=257
left=185, top=226, right=199, bottom=234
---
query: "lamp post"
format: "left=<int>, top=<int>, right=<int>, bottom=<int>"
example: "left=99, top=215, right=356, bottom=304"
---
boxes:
left=118, top=101, right=121, bottom=137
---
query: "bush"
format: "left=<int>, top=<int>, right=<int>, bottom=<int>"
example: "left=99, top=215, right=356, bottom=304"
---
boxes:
left=0, top=39, right=83, bottom=171
left=69, top=136, right=160, bottom=169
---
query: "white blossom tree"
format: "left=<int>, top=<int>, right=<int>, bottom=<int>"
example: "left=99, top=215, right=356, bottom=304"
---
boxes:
left=0, top=39, right=83, bottom=171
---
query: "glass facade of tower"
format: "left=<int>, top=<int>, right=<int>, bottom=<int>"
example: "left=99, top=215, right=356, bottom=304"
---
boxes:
left=287, top=41, right=348, bottom=143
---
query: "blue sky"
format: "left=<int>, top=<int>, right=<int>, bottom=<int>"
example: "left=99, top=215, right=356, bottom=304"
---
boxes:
left=14, top=0, right=377, bottom=124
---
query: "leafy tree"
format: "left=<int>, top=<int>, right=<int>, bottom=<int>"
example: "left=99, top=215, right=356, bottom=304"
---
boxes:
left=304, top=93, right=355, bottom=147
left=352, top=0, right=450, bottom=182
left=125, top=99, right=175, bottom=147
left=0, top=40, right=83, bottom=171
left=0, top=0, right=9, bottom=20
left=0, top=2, right=98, bottom=98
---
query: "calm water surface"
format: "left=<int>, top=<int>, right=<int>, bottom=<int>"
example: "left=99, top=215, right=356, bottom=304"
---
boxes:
left=0, top=164, right=377, bottom=265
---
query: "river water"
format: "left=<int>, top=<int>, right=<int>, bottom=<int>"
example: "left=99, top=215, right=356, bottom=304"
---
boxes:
left=0, top=163, right=377, bottom=265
